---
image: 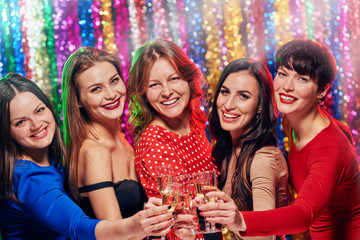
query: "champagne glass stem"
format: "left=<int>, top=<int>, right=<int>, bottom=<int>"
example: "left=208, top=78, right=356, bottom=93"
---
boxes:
left=205, top=220, right=211, bottom=231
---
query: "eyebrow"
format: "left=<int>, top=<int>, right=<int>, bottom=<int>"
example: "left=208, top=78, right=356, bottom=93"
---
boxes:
left=221, top=85, right=253, bottom=96
left=11, top=102, right=43, bottom=123
left=278, top=66, right=289, bottom=72
left=278, top=67, right=310, bottom=78
left=149, top=72, right=178, bottom=82
left=87, top=73, right=120, bottom=89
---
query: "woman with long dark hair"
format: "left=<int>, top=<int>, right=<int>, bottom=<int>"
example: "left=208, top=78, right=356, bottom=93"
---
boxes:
left=207, top=59, right=289, bottom=240
left=199, top=39, right=360, bottom=240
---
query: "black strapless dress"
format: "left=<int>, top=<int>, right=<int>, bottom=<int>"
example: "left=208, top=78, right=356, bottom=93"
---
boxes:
left=78, top=179, right=147, bottom=219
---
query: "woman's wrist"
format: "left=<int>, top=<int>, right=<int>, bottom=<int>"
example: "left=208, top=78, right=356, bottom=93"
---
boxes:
left=238, top=211, right=247, bottom=235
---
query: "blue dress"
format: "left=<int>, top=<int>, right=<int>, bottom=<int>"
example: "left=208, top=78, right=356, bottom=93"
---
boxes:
left=0, top=159, right=100, bottom=240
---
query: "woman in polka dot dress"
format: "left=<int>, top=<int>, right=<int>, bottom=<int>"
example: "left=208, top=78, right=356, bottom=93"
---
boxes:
left=128, top=39, right=219, bottom=240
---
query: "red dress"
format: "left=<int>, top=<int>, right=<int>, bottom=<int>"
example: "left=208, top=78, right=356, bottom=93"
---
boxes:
left=241, top=115, right=360, bottom=239
left=135, top=123, right=219, bottom=240
left=135, top=124, right=218, bottom=198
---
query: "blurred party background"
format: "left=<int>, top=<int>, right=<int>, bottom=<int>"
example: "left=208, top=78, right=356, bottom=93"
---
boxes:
left=0, top=0, right=359, bottom=239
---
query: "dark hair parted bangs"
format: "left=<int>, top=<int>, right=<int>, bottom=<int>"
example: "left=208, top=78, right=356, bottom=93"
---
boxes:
left=275, top=39, right=337, bottom=93
left=209, top=59, right=278, bottom=211
left=0, top=73, right=65, bottom=201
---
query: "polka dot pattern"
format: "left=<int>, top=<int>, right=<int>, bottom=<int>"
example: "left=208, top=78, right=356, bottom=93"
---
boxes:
left=134, top=124, right=218, bottom=199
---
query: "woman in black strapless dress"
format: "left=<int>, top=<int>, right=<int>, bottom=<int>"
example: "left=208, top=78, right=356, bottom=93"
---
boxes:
left=62, top=47, right=172, bottom=237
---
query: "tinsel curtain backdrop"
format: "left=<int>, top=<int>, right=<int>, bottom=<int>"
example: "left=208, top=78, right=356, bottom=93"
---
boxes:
left=0, top=0, right=359, bottom=159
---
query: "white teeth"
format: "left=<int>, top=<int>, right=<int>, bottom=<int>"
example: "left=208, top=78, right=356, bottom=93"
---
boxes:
left=33, top=128, right=46, bottom=137
left=223, top=113, right=239, bottom=118
left=280, top=95, right=296, bottom=101
left=104, top=100, right=118, bottom=108
left=162, top=99, right=178, bottom=105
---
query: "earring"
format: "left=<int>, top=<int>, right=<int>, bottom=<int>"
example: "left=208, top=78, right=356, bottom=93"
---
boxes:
left=256, top=113, right=260, bottom=119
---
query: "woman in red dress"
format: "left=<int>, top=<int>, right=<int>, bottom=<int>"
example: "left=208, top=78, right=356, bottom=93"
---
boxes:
left=127, top=39, right=219, bottom=240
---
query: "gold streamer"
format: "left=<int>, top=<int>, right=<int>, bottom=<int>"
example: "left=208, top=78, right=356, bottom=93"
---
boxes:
left=222, top=226, right=233, bottom=240
left=202, top=0, right=223, bottom=93
left=100, top=0, right=117, bottom=54
left=273, top=0, right=293, bottom=48
left=223, top=0, right=246, bottom=63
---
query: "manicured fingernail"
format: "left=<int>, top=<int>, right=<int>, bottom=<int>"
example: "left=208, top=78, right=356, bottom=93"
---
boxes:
left=198, top=206, right=203, bottom=210
left=170, top=226, right=173, bottom=229
left=193, top=216, right=198, bottom=221
left=172, top=211, right=176, bottom=215
left=168, top=206, right=171, bottom=209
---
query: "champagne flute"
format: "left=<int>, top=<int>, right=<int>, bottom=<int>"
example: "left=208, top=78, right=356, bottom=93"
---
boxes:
left=160, top=182, right=179, bottom=240
left=193, top=170, right=221, bottom=233
left=174, top=174, right=193, bottom=213
left=162, top=182, right=179, bottom=211
left=202, top=170, right=218, bottom=232
left=174, top=174, right=196, bottom=236
left=155, top=164, right=174, bottom=240
left=156, top=164, right=173, bottom=201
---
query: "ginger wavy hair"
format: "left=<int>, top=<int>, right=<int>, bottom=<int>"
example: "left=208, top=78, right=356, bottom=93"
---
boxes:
left=127, top=39, right=207, bottom=145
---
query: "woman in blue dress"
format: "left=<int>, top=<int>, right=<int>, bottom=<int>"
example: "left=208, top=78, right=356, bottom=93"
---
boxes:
left=0, top=73, right=174, bottom=239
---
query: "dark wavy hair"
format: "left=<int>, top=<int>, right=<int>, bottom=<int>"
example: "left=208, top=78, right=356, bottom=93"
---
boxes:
left=0, top=73, right=65, bottom=201
left=127, top=39, right=207, bottom=145
left=209, top=59, right=278, bottom=211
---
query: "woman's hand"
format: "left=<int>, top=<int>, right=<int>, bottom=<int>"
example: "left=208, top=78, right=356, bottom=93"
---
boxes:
left=95, top=204, right=175, bottom=240
left=144, top=197, right=162, bottom=209
left=135, top=204, right=175, bottom=238
left=198, top=191, right=247, bottom=232
left=173, top=201, right=198, bottom=240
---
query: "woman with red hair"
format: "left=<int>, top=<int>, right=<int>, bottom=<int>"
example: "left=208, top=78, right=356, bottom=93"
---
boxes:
left=128, top=39, right=219, bottom=239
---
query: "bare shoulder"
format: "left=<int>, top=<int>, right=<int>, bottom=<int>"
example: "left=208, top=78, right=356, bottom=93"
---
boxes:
left=79, top=139, right=112, bottom=165
left=77, top=139, right=114, bottom=184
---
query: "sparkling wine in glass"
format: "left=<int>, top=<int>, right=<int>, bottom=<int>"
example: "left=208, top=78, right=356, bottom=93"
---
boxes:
left=174, top=174, right=197, bottom=236
left=202, top=185, right=218, bottom=204
left=174, top=174, right=194, bottom=214
left=162, top=183, right=179, bottom=211
left=156, top=164, right=173, bottom=196
left=155, top=164, right=174, bottom=240
left=193, top=170, right=221, bottom=233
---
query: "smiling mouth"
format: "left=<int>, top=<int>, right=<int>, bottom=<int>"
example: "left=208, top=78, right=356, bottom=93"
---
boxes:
left=32, top=127, right=47, bottom=137
left=280, top=94, right=297, bottom=102
left=162, top=98, right=178, bottom=106
left=102, top=98, right=120, bottom=109
left=223, top=112, right=240, bottom=119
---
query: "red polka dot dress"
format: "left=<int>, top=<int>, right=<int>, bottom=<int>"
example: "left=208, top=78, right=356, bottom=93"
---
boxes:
left=134, top=124, right=218, bottom=199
